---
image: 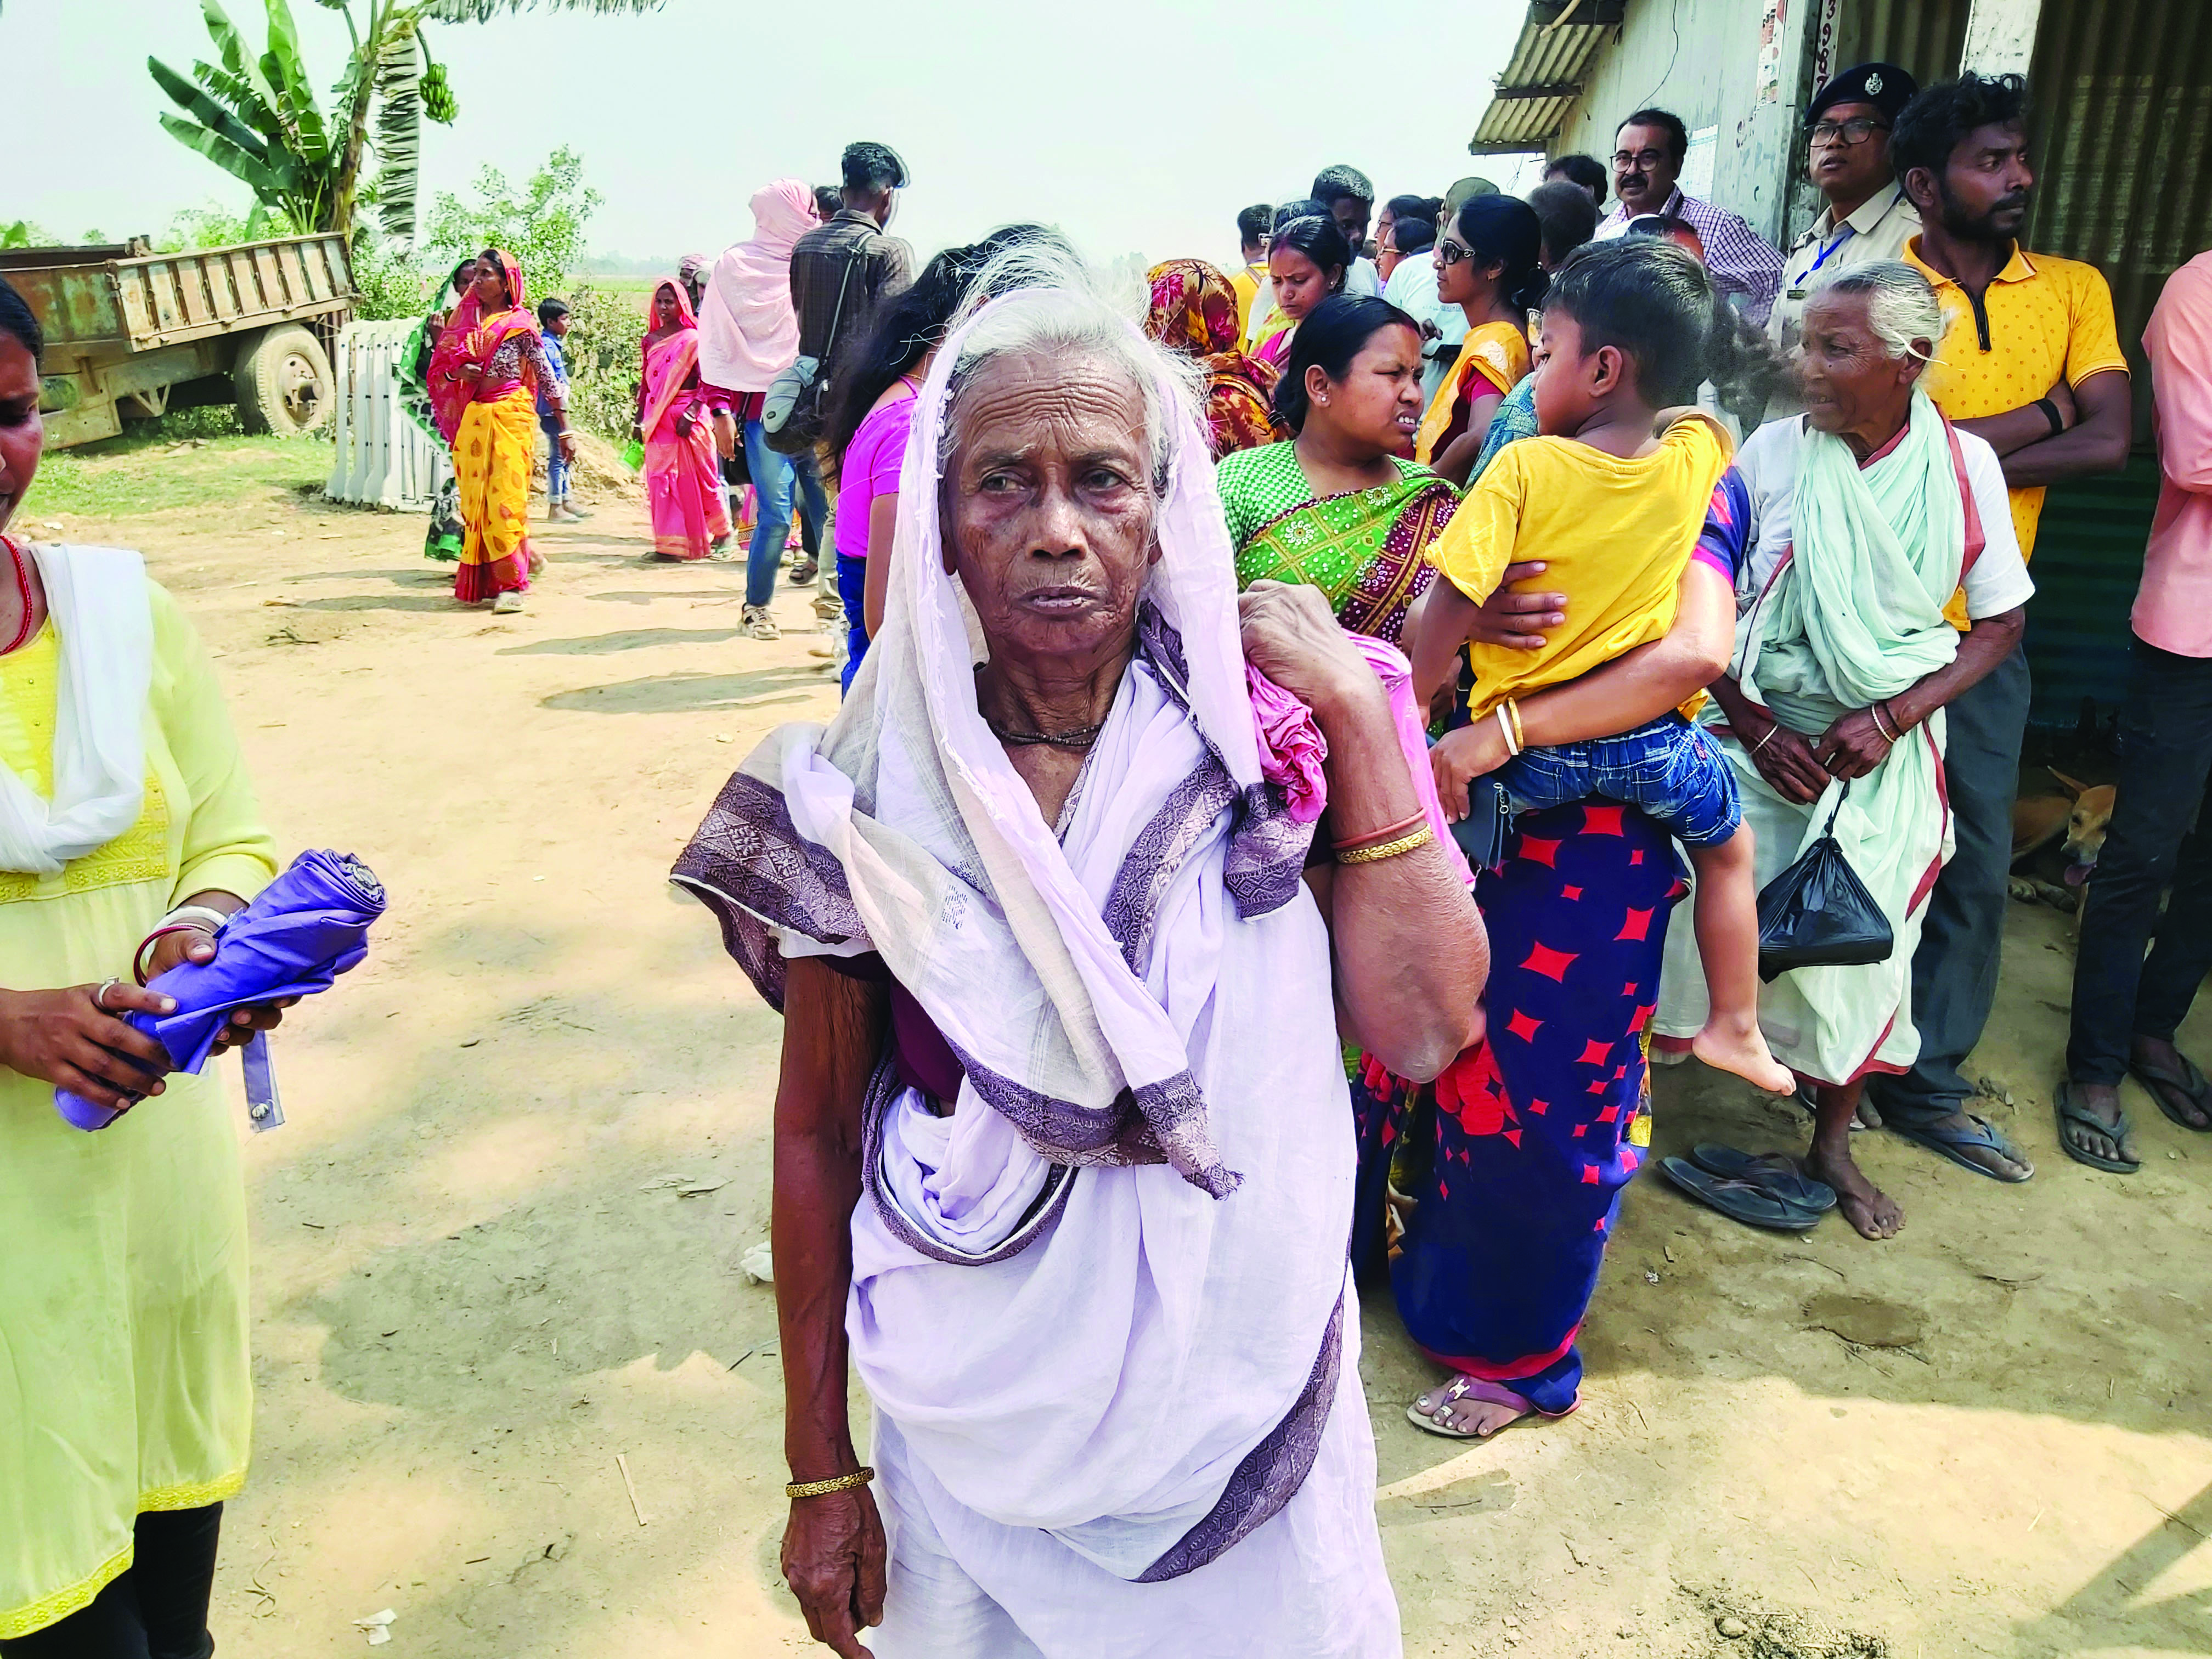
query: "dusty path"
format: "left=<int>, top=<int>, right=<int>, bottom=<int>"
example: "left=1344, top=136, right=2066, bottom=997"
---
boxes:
left=40, top=436, right=2212, bottom=1657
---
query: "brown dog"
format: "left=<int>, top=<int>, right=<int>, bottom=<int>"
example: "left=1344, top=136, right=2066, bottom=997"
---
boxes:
left=2012, top=771, right=2115, bottom=929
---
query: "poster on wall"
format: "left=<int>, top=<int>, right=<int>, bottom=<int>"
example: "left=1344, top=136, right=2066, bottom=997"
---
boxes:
left=1757, top=0, right=1788, bottom=103
left=1681, top=126, right=1719, bottom=200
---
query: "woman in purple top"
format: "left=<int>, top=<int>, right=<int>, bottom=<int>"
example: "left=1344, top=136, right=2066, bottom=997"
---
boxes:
left=820, top=230, right=1051, bottom=693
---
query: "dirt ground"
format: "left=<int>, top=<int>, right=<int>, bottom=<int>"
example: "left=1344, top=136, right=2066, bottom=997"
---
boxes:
left=33, top=435, right=2211, bottom=1658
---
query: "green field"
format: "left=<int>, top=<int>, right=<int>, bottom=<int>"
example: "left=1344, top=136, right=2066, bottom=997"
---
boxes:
left=30, top=428, right=332, bottom=519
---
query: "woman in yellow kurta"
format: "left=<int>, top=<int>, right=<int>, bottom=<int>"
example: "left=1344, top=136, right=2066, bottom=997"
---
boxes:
left=0, top=278, right=284, bottom=1655
left=1414, top=195, right=1545, bottom=486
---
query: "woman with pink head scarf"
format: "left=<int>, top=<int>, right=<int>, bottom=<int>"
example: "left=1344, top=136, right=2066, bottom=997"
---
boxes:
left=700, top=179, right=828, bottom=637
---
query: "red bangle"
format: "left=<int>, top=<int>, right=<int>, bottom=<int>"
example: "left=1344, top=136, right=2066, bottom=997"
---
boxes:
left=133, top=922, right=215, bottom=985
left=1331, top=810, right=1429, bottom=853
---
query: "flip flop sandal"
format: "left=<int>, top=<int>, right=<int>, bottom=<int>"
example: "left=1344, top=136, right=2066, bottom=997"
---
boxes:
left=1689, top=1143, right=1838, bottom=1212
left=1886, top=1109, right=2033, bottom=1182
left=1660, top=1155, right=1821, bottom=1231
left=2126, top=1050, right=2212, bottom=1132
left=1404, top=1376, right=1547, bottom=1441
left=2055, top=1080, right=2140, bottom=1173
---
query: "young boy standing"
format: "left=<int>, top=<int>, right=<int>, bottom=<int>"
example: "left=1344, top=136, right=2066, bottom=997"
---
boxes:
left=535, top=297, right=584, bottom=524
left=1413, top=237, right=1793, bottom=1096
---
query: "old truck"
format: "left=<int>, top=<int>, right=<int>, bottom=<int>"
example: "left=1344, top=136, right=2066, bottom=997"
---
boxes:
left=1, top=233, right=354, bottom=448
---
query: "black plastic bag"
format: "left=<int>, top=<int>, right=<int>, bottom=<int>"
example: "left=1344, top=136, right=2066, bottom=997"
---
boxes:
left=1755, top=781, right=1893, bottom=983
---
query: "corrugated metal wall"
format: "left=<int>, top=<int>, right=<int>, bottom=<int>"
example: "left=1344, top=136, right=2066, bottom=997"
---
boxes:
left=2018, top=0, right=2210, bottom=726
left=1832, top=0, right=1970, bottom=89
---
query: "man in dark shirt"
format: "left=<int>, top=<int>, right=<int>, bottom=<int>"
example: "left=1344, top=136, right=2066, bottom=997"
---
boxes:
left=790, top=142, right=915, bottom=380
left=764, top=143, right=911, bottom=599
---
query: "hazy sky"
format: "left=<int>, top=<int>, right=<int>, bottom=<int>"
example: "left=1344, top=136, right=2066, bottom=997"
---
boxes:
left=10, top=0, right=1542, bottom=273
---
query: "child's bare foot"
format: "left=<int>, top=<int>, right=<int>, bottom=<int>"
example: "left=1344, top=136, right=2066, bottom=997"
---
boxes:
left=1803, top=1139, right=1904, bottom=1239
left=1692, top=1018, right=1795, bottom=1094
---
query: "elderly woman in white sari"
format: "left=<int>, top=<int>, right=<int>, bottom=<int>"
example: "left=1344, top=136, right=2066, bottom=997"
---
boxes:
left=673, top=245, right=1485, bottom=1657
left=1656, top=263, right=2032, bottom=1240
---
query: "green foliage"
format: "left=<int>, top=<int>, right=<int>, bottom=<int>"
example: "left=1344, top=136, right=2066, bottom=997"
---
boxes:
left=152, top=0, right=659, bottom=258
left=1, top=222, right=53, bottom=249
left=148, top=0, right=346, bottom=234
left=351, top=240, right=434, bottom=321
left=156, top=201, right=301, bottom=252
left=424, top=147, right=602, bottom=302
left=559, top=283, right=644, bottom=442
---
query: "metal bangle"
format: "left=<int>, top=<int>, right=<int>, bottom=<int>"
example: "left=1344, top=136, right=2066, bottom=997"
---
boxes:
left=1870, top=702, right=1899, bottom=744
left=1750, top=723, right=1780, bottom=755
left=786, top=1467, right=876, bottom=1500
left=1336, top=824, right=1435, bottom=866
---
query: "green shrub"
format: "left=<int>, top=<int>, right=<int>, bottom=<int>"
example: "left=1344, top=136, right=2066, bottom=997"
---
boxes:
left=558, top=283, right=642, bottom=442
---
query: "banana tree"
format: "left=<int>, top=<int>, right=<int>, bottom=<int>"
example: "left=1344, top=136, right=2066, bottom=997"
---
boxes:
left=151, top=0, right=664, bottom=253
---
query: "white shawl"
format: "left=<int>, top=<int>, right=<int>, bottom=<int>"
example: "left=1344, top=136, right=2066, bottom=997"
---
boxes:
left=0, top=545, right=151, bottom=874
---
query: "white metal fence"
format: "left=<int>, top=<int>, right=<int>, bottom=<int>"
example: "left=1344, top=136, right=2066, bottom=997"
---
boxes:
left=324, top=319, right=449, bottom=511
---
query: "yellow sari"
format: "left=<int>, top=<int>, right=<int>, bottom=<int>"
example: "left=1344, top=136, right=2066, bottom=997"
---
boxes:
left=1414, top=319, right=1530, bottom=465
left=454, top=388, right=536, bottom=603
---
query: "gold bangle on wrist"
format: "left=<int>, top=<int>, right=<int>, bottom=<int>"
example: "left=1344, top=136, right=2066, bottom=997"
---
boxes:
left=786, top=1467, right=876, bottom=1499
left=1336, top=824, right=1434, bottom=865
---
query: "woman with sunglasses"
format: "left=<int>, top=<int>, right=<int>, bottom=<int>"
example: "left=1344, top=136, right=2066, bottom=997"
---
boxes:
left=1413, top=195, right=1545, bottom=486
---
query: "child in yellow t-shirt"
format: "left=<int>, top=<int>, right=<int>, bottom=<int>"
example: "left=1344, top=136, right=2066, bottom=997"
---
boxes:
left=1410, top=237, right=1792, bottom=1096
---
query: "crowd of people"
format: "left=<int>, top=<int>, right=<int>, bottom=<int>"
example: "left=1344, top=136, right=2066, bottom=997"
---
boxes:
left=1, top=55, right=2207, bottom=1659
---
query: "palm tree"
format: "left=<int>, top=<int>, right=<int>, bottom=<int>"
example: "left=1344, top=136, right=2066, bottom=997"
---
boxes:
left=150, top=0, right=664, bottom=252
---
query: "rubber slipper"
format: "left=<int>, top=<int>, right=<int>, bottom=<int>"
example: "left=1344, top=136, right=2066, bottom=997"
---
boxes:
left=1660, top=1155, right=1820, bottom=1231
left=1689, top=1143, right=1837, bottom=1212
left=2126, top=1049, right=2212, bottom=1132
left=2055, top=1080, right=2139, bottom=1173
left=1885, top=1109, right=2033, bottom=1182
left=1405, top=1376, right=1546, bottom=1441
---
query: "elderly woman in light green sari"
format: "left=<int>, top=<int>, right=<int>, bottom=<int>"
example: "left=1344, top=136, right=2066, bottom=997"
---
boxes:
left=1657, top=264, right=2032, bottom=1240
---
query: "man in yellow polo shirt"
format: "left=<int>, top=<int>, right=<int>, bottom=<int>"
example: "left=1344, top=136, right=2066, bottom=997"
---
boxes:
left=1228, top=204, right=1272, bottom=341
left=1865, top=71, right=2131, bottom=1182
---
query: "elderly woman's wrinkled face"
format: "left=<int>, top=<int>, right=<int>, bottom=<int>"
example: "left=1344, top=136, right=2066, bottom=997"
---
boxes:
left=944, top=351, right=1159, bottom=667
left=1796, top=291, right=1922, bottom=439
left=0, top=334, right=42, bottom=535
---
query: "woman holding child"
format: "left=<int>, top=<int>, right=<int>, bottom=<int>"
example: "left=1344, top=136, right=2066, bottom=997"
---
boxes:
left=1654, top=263, right=2033, bottom=1238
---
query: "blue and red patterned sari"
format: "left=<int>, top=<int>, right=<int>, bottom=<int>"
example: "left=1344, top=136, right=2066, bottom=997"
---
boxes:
left=1353, top=800, right=1686, bottom=1416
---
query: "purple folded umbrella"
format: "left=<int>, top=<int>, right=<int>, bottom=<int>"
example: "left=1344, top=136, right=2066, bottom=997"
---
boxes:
left=57, top=849, right=387, bottom=1132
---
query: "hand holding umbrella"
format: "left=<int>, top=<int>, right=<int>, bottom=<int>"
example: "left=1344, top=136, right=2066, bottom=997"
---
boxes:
left=55, top=850, right=387, bottom=1131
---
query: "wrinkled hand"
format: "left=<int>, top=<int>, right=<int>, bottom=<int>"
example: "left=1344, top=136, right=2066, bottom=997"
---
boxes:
left=1238, top=582, right=1376, bottom=718
left=143, top=927, right=295, bottom=1057
left=1465, top=562, right=1566, bottom=651
left=0, top=983, right=175, bottom=1113
left=1814, top=708, right=1893, bottom=782
left=1430, top=720, right=1510, bottom=822
left=782, top=1489, right=887, bottom=1657
left=1739, top=715, right=1829, bottom=804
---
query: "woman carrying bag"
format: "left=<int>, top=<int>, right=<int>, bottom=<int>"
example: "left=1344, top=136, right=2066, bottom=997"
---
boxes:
left=1654, top=264, right=2030, bottom=1240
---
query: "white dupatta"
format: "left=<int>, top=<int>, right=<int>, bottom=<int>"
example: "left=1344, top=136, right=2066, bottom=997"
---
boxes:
left=0, top=545, right=151, bottom=875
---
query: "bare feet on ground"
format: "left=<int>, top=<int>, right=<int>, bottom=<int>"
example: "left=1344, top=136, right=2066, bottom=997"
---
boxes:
left=1694, top=1015, right=1796, bottom=1095
left=1412, top=1378, right=1535, bottom=1438
left=1804, top=1139, right=1903, bottom=1240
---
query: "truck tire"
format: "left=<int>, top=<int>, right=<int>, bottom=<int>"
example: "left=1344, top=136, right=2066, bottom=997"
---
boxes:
left=232, top=324, right=334, bottom=437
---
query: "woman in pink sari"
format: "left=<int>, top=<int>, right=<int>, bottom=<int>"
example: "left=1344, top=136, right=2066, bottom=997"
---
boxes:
left=633, top=281, right=732, bottom=561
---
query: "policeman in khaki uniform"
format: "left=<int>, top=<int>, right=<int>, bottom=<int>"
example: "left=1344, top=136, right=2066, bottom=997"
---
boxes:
left=1765, top=63, right=1922, bottom=416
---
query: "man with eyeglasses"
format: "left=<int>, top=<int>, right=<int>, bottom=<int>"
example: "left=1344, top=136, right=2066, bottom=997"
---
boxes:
left=1765, top=63, right=1923, bottom=412
left=1594, top=107, right=1784, bottom=324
